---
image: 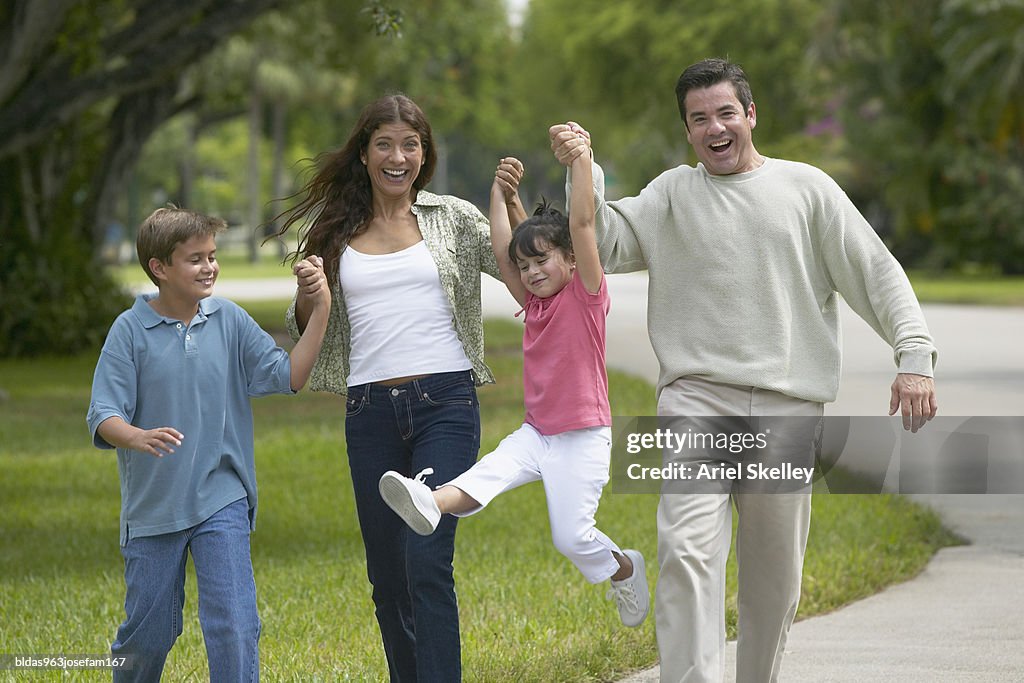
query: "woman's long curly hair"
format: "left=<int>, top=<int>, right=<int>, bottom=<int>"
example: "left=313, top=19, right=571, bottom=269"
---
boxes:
left=272, top=93, right=437, bottom=284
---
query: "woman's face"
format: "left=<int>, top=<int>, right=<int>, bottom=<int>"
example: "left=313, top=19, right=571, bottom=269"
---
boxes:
left=361, top=122, right=424, bottom=201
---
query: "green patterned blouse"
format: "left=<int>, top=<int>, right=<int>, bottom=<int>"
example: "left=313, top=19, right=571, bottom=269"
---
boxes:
left=285, top=190, right=502, bottom=395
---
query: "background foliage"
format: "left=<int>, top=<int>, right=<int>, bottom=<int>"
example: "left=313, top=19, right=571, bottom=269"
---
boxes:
left=1, top=0, right=1023, bottom=357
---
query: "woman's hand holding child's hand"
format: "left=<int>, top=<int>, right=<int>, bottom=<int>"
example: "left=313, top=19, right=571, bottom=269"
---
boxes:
left=294, top=255, right=330, bottom=309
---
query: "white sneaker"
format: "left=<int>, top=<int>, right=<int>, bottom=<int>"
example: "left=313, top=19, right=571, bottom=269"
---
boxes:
left=379, top=468, right=441, bottom=536
left=607, top=549, right=650, bottom=628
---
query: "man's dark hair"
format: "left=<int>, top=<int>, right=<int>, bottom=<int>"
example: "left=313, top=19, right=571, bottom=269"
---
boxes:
left=675, top=58, right=754, bottom=130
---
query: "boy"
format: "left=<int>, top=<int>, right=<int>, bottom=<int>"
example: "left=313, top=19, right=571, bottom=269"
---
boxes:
left=87, top=207, right=330, bottom=681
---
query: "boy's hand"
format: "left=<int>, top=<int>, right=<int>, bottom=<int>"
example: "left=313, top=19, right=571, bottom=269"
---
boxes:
left=549, top=121, right=591, bottom=166
left=131, top=427, right=183, bottom=458
left=494, top=157, right=524, bottom=203
left=294, top=255, right=330, bottom=308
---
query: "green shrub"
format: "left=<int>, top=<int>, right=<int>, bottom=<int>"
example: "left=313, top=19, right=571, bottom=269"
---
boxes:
left=0, top=238, right=130, bottom=358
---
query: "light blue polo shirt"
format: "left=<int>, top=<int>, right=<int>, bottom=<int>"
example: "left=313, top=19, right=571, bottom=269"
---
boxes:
left=87, top=294, right=294, bottom=545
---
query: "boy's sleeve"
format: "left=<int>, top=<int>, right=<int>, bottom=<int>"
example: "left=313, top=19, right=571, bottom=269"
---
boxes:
left=237, top=305, right=295, bottom=397
left=86, top=322, right=137, bottom=449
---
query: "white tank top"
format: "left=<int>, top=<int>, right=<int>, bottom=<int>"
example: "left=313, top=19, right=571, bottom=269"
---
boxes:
left=340, top=240, right=471, bottom=386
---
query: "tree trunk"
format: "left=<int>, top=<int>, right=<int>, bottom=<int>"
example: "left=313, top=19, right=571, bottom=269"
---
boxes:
left=178, top=114, right=198, bottom=210
left=246, top=58, right=263, bottom=263
left=87, top=85, right=183, bottom=250
left=0, top=0, right=285, bottom=159
left=270, top=99, right=288, bottom=260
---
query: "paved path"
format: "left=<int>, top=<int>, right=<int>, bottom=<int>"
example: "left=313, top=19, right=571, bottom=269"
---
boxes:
left=212, top=274, right=1024, bottom=682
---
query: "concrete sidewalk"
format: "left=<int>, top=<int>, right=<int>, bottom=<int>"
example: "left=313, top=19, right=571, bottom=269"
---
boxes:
left=211, top=273, right=1024, bottom=682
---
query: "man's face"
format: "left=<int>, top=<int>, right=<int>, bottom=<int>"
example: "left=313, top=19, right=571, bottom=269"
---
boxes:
left=684, top=82, right=760, bottom=176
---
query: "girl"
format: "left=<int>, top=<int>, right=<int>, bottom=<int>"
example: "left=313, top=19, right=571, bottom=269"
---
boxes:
left=379, top=127, right=649, bottom=628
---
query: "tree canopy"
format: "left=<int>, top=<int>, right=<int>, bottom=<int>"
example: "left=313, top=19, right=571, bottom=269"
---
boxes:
left=1, top=0, right=1021, bottom=357
left=0, top=0, right=400, bottom=355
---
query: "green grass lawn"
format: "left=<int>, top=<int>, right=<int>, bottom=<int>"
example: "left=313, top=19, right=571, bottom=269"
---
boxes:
left=0, top=311, right=959, bottom=681
left=908, top=270, right=1024, bottom=306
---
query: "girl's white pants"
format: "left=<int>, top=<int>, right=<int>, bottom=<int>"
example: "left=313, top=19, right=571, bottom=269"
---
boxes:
left=443, top=423, right=622, bottom=583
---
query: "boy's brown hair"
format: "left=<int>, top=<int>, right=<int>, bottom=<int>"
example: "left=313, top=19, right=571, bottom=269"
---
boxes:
left=137, top=207, right=227, bottom=286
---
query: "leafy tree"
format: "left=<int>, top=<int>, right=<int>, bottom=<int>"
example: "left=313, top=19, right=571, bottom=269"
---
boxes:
left=513, top=0, right=827, bottom=195
left=127, top=1, right=513, bottom=258
left=0, top=0, right=285, bottom=356
left=0, top=0, right=400, bottom=356
left=933, top=0, right=1024, bottom=272
left=341, top=0, right=518, bottom=206
left=819, top=0, right=1024, bottom=272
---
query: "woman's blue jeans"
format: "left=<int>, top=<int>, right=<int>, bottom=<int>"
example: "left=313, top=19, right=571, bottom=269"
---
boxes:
left=111, top=498, right=260, bottom=682
left=345, top=370, right=480, bottom=683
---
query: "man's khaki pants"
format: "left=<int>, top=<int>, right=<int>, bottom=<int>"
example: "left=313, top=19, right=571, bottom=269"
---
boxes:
left=656, top=377, right=823, bottom=683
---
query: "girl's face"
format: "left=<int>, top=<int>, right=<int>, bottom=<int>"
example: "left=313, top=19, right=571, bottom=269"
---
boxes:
left=361, top=122, right=424, bottom=201
left=516, top=240, right=574, bottom=299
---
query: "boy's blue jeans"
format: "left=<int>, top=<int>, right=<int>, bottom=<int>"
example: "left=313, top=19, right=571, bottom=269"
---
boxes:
left=344, top=370, right=480, bottom=683
left=112, top=498, right=260, bottom=682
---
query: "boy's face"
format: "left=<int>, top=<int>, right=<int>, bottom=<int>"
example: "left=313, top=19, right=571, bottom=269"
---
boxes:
left=150, top=234, right=219, bottom=302
left=516, top=240, right=574, bottom=299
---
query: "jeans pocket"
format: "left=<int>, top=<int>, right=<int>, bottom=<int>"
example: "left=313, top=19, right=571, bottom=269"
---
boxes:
left=345, top=392, right=367, bottom=417
left=421, top=378, right=476, bottom=407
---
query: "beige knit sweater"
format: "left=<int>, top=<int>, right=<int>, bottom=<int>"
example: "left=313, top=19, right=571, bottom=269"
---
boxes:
left=571, top=157, right=936, bottom=403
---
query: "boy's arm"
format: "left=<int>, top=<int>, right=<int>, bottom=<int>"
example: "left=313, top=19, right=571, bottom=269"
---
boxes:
left=291, top=262, right=323, bottom=336
left=568, top=129, right=603, bottom=294
left=288, top=256, right=331, bottom=391
left=96, top=416, right=183, bottom=458
left=490, top=160, right=528, bottom=307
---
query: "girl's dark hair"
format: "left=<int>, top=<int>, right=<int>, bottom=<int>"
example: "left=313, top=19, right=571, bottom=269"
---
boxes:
left=507, top=199, right=573, bottom=264
left=270, top=93, right=437, bottom=283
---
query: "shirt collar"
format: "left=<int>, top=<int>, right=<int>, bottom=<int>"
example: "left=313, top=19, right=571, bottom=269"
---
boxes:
left=411, top=189, right=443, bottom=211
left=132, top=293, right=222, bottom=329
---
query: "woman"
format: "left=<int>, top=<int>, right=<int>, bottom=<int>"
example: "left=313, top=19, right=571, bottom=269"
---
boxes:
left=276, top=93, right=525, bottom=681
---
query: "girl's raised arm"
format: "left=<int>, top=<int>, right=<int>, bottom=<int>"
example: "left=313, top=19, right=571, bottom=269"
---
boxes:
left=568, top=127, right=602, bottom=294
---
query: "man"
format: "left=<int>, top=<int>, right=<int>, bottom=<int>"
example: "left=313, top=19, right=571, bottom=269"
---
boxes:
left=550, top=58, right=937, bottom=683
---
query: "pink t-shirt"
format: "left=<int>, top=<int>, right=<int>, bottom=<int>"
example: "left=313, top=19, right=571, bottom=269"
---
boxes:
left=521, top=270, right=611, bottom=435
